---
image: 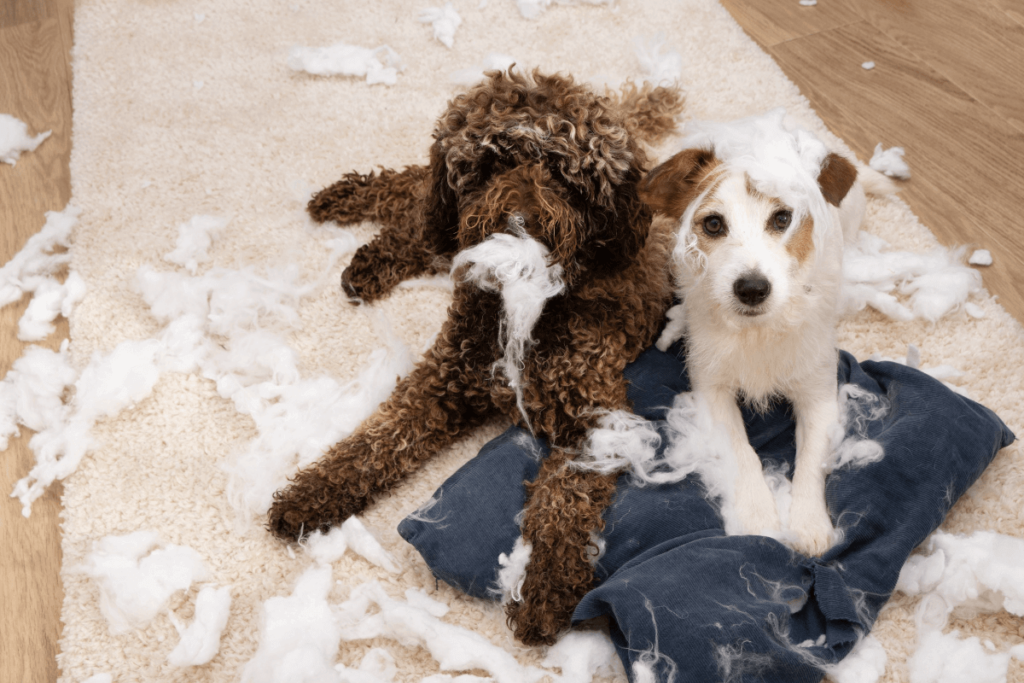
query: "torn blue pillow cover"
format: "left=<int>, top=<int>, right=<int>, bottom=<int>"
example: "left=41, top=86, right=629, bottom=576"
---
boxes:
left=398, top=342, right=1014, bottom=682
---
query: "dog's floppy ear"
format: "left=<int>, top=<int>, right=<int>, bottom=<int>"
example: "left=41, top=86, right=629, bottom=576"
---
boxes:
left=639, top=148, right=718, bottom=220
left=817, top=153, right=857, bottom=207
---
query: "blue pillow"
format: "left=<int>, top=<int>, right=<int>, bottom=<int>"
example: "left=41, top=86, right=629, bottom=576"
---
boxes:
left=398, top=343, right=1014, bottom=681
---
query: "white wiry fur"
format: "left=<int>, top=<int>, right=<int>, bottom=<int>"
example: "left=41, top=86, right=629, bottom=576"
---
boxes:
left=494, top=536, right=533, bottom=604
left=451, top=222, right=566, bottom=430
left=658, top=110, right=874, bottom=556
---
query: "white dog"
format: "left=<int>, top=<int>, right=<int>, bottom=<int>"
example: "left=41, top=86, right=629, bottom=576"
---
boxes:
left=640, top=109, right=891, bottom=556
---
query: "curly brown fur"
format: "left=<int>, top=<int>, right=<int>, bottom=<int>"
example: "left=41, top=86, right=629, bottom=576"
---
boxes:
left=270, top=69, right=680, bottom=645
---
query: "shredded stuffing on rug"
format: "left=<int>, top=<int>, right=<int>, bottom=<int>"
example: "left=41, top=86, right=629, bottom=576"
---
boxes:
left=166, top=585, right=233, bottom=667
left=419, top=4, right=462, bottom=49
left=288, top=42, right=403, bottom=85
left=869, top=144, right=911, bottom=180
left=0, top=112, right=51, bottom=165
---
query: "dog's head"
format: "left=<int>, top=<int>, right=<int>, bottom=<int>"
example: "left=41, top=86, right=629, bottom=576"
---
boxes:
left=640, top=109, right=856, bottom=325
left=424, top=69, right=652, bottom=286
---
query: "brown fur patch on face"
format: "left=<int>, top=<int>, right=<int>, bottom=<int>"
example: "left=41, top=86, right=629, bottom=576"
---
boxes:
left=639, top=148, right=721, bottom=220
left=818, top=153, right=857, bottom=207
left=785, top=215, right=815, bottom=264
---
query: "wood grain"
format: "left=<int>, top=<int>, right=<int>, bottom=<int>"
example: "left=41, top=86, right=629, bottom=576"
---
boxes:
left=0, top=5, right=74, bottom=683
left=720, top=0, right=861, bottom=47
left=853, top=0, right=1024, bottom=134
left=768, top=21, right=1024, bottom=322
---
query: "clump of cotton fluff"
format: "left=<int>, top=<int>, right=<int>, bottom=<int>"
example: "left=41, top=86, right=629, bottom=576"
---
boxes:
left=419, top=4, right=462, bottom=48
left=0, top=113, right=51, bottom=165
left=166, top=585, right=233, bottom=667
left=0, top=204, right=78, bottom=309
left=839, top=231, right=982, bottom=323
left=451, top=222, right=565, bottom=430
left=868, top=344, right=969, bottom=397
left=163, top=215, right=229, bottom=275
left=679, top=109, right=835, bottom=256
left=573, top=409, right=662, bottom=477
left=336, top=648, right=397, bottom=683
left=0, top=341, right=77, bottom=452
left=823, top=634, right=887, bottom=683
left=75, top=530, right=210, bottom=635
left=541, top=630, right=619, bottom=683
left=450, top=53, right=516, bottom=86
left=868, top=144, right=910, bottom=180
left=906, top=629, right=1024, bottom=683
left=826, top=383, right=887, bottom=472
left=334, top=581, right=548, bottom=683
left=241, top=565, right=341, bottom=683
left=634, top=34, right=682, bottom=87
left=493, top=536, right=533, bottom=604
left=11, top=337, right=164, bottom=516
left=302, top=516, right=401, bottom=573
left=655, top=393, right=742, bottom=532
left=17, top=271, right=87, bottom=341
left=896, top=530, right=1024, bottom=631
left=288, top=41, right=403, bottom=86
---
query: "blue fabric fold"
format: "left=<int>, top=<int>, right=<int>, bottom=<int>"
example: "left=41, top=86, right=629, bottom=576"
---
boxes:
left=398, top=342, right=1014, bottom=681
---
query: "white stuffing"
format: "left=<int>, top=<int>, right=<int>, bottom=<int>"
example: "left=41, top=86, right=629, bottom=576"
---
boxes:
left=896, top=530, right=1024, bottom=630
left=541, top=630, right=619, bottom=683
left=450, top=53, right=517, bottom=87
left=0, top=113, right=51, bottom=165
left=634, top=35, right=682, bottom=87
left=17, top=271, right=87, bottom=341
left=906, top=629, right=1024, bottom=683
left=826, top=383, right=887, bottom=472
left=288, top=42, right=403, bottom=86
left=861, top=62, right=875, bottom=70
left=336, top=648, right=397, bottom=683
left=573, top=409, right=662, bottom=476
left=167, top=585, right=233, bottom=667
left=304, top=516, right=401, bottom=573
left=868, top=345, right=969, bottom=396
left=76, top=531, right=210, bottom=635
left=868, top=144, right=911, bottom=180
left=0, top=341, right=76, bottom=452
left=452, top=225, right=565, bottom=430
left=163, top=215, right=229, bottom=274
left=419, top=4, right=462, bottom=49
left=965, top=302, right=986, bottom=319
left=969, top=249, right=992, bottom=266
left=241, top=565, right=341, bottom=683
left=799, top=0, right=817, bottom=5
left=494, top=536, right=533, bottom=604
left=421, top=676, right=494, bottom=683
left=0, top=204, right=78, bottom=310
left=839, top=231, right=982, bottom=323
left=824, top=634, right=887, bottom=683
left=10, top=338, right=163, bottom=516
left=335, top=581, right=548, bottom=683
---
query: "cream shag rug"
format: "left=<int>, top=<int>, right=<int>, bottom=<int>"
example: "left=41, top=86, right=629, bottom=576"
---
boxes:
left=60, top=0, right=1024, bottom=681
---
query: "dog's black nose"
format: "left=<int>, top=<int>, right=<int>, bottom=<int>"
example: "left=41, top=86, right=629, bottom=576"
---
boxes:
left=733, top=273, right=771, bottom=306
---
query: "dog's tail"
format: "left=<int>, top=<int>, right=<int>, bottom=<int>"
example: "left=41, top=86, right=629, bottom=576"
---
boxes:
left=610, top=81, right=685, bottom=145
left=857, top=164, right=899, bottom=197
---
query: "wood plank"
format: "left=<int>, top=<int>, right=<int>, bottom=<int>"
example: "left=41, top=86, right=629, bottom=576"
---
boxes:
left=993, top=0, right=1024, bottom=27
left=720, top=0, right=862, bottom=47
left=0, top=0, right=52, bottom=29
left=854, top=0, right=1024, bottom=134
left=769, top=21, right=1024, bottom=323
left=0, top=8, right=74, bottom=683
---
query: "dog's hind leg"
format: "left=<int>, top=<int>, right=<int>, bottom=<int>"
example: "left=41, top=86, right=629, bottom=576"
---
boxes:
left=506, top=451, right=620, bottom=645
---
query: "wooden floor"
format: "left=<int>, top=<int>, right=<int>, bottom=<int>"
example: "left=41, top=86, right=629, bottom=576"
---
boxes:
left=0, top=1, right=1021, bottom=681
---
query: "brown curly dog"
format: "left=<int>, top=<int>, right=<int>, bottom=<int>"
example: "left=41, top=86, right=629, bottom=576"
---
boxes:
left=268, top=69, right=682, bottom=645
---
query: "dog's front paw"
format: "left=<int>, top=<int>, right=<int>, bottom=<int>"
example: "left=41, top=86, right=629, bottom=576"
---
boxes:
left=504, top=573, right=576, bottom=647
left=267, top=470, right=364, bottom=542
left=787, top=497, right=835, bottom=557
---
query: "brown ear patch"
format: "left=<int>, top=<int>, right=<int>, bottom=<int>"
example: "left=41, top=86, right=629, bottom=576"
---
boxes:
left=817, top=153, right=857, bottom=207
left=785, top=216, right=815, bottom=264
left=639, top=148, right=719, bottom=220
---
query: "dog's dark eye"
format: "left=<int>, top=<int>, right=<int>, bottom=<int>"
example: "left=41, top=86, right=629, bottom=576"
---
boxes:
left=771, top=210, right=792, bottom=232
left=703, top=215, right=725, bottom=236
